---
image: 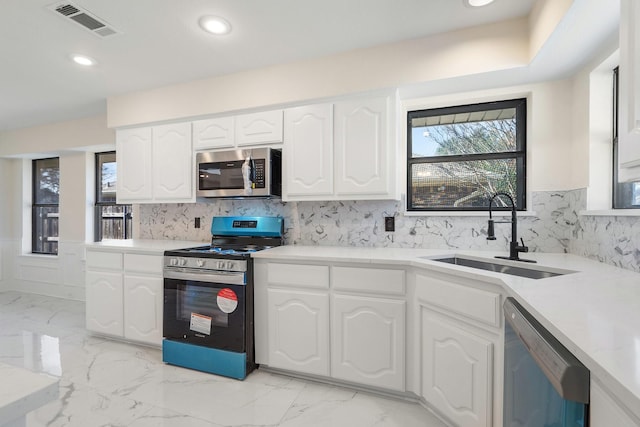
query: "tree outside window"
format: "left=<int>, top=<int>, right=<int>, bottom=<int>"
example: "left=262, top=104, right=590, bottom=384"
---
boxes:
left=95, top=152, right=132, bottom=241
left=407, top=99, right=526, bottom=211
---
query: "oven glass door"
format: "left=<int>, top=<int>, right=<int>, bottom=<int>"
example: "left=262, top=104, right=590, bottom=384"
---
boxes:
left=164, top=278, right=246, bottom=352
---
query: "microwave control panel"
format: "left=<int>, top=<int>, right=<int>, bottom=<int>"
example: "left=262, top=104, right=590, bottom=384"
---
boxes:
left=253, top=159, right=265, bottom=188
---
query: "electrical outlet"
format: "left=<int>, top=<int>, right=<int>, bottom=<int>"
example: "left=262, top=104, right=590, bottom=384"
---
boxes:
left=194, top=217, right=201, bottom=228
left=384, top=216, right=395, bottom=232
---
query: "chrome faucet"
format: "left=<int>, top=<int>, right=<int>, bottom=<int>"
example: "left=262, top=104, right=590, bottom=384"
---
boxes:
left=487, top=192, right=536, bottom=263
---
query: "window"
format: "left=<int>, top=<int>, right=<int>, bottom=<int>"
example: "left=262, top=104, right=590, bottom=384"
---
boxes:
left=95, top=152, right=132, bottom=241
left=32, top=157, right=59, bottom=255
left=612, top=67, right=640, bottom=208
left=407, top=98, right=527, bottom=211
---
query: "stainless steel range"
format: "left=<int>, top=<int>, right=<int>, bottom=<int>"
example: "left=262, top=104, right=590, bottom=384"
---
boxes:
left=162, top=216, right=284, bottom=380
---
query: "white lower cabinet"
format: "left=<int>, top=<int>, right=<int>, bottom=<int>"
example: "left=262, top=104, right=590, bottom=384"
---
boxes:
left=267, top=289, right=330, bottom=376
left=331, top=294, right=405, bottom=390
left=86, top=270, right=124, bottom=336
left=421, top=308, right=493, bottom=427
left=258, top=261, right=406, bottom=391
left=415, top=271, right=502, bottom=427
left=590, top=379, right=640, bottom=427
left=123, top=274, right=163, bottom=345
left=86, top=249, right=164, bottom=346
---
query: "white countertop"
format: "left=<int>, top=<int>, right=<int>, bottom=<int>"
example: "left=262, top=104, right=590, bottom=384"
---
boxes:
left=253, top=245, right=640, bottom=419
left=0, top=362, right=59, bottom=426
left=85, top=239, right=205, bottom=254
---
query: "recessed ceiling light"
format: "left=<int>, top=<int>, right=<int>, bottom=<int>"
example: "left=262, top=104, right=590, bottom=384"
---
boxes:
left=71, top=54, right=96, bottom=66
left=199, top=15, right=231, bottom=35
left=465, top=0, right=495, bottom=7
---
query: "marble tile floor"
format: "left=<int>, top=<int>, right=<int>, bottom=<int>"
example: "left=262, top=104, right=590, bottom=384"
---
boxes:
left=0, top=291, right=448, bottom=427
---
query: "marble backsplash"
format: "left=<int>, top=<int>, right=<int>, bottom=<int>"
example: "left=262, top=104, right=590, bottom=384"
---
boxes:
left=136, top=189, right=640, bottom=272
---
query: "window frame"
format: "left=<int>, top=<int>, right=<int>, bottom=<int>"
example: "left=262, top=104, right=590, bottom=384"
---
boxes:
left=94, top=151, right=132, bottom=241
left=32, top=157, right=60, bottom=255
left=406, top=98, right=527, bottom=212
left=612, top=66, right=640, bottom=209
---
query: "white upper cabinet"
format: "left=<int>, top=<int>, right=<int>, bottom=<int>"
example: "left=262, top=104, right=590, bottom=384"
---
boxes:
left=283, top=93, right=398, bottom=201
left=236, top=110, right=284, bottom=146
left=283, top=104, right=334, bottom=197
left=618, top=0, right=640, bottom=181
left=152, top=122, right=193, bottom=201
left=117, top=122, right=194, bottom=204
left=334, top=96, right=392, bottom=197
left=192, top=116, right=235, bottom=150
left=116, top=127, right=153, bottom=202
left=193, top=110, right=283, bottom=150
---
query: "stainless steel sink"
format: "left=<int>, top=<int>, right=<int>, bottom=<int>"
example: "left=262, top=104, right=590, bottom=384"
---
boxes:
left=429, top=256, right=572, bottom=280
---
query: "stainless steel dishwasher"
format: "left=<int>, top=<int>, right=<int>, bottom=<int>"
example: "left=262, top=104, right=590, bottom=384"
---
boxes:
left=503, top=297, right=590, bottom=427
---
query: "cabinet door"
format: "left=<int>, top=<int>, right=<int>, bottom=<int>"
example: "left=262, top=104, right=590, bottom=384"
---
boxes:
left=334, top=96, right=392, bottom=197
left=590, top=380, right=640, bottom=427
left=86, top=270, right=124, bottom=337
left=116, top=127, right=153, bottom=203
left=267, top=288, right=330, bottom=376
left=236, top=110, right=283, bottom=146
left=331, top=295, right=405, bottom=390
left=283, top=104, right=333, bottom=198
left=123, top=274, right=163, bottom=346
left=193, top=117, right=235, bottom=150
left=421, top=308, right=493, bottom=427
left=619, top=0, right=640, bottom=181
left=152, top=122, right=194, bottom=201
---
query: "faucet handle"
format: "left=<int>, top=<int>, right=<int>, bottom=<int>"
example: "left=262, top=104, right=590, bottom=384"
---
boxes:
left=517, top=238, right=529, bottom=252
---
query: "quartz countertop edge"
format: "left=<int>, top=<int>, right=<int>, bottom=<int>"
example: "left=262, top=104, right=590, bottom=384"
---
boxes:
left=252, top=245, right=640, bottom=421
left=85, top=239, right=206, bottom=254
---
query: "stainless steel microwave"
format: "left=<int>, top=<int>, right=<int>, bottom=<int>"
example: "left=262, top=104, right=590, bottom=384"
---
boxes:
left=196, top=147, right=282, bottom=198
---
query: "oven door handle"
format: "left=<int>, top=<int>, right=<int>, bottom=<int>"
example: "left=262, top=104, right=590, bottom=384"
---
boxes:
left=163, top=269, right=246, bottom=285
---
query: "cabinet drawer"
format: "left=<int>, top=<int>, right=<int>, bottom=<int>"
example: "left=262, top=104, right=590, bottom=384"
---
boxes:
left=267, top=263, right=329, bottom=289
left=333, top=266, right=405, bottom=296
left=124, top=253, right=163, bottom=275
left=86, top=250, right=123, bottom=271
left=416, top=274, right=500, bottom=327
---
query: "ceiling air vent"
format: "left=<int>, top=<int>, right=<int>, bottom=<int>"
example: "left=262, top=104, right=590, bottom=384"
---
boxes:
left=48, top=2, right=120, bottom=38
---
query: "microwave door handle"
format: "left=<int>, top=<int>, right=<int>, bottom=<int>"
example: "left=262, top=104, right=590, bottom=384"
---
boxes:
left=242, top=157, right=253, bottom=194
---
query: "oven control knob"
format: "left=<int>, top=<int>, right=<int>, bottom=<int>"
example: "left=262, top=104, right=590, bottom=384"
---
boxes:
left=179, top=258, right=187, bottom=267
left=196, top=259, right=205, bottom=268
left=170, top=258, right=177, bottom=266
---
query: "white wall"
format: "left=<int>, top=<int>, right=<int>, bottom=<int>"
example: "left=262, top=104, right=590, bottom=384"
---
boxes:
left=0, top=115, right=114, bottom=157
left=0, top=158, right=19, bottom=291
left=0, top=116, right=113, bottom=300
left=107, top=18, right=529, bottom=128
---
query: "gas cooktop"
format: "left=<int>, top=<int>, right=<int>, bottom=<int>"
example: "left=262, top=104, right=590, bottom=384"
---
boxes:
left=164, top=216, right=284, bottom=261
left=175, top=245, right=276, bottom=257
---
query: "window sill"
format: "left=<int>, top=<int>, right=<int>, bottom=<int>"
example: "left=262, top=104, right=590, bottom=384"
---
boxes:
left=404, top=210, right=538, bottom=218
left=18, top=253, right=58, bottom=259
left=579, top=209, right=640, bottom=217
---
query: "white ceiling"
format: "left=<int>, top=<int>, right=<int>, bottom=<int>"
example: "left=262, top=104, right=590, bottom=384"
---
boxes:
left=0, top=0, right=618, bottom=132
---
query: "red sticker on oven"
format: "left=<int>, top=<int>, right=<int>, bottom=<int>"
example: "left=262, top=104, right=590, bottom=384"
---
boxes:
left=217, top=288, right=238, bottom=314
